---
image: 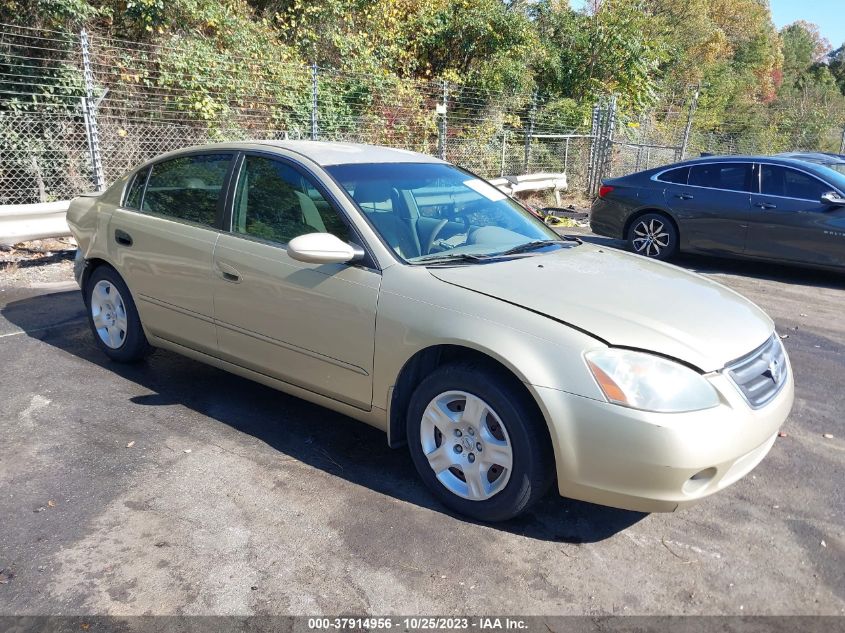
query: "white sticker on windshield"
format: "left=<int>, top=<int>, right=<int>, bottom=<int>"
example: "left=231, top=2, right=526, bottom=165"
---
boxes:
left=463, top=178, right=507, bottom=202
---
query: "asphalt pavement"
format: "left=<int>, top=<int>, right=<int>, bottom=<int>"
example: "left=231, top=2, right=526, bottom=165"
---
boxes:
left=0, top=242, right=843, bottom=616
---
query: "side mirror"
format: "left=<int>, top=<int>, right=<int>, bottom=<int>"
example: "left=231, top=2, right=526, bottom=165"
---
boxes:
left=820, top=191, right=845, bottom=207
left=287, top=233, right=365, bottom=265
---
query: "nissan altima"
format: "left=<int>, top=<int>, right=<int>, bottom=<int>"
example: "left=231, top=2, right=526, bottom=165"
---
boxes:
left=67, top=142, right=794, bottom=521
left=590, top=154, right=845, bottom=269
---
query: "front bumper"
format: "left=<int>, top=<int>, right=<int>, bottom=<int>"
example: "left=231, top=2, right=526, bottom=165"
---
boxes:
left=535, top=366, right=794, bottom=513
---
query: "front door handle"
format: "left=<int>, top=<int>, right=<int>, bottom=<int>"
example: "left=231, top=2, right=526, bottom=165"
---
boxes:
left=114, top=229, right=133, bottom=247
left=215, top=261, right=241, bottom=283
left=674, top=193, right=694, bottom=200
left=755, top=202, right=777, bottom=210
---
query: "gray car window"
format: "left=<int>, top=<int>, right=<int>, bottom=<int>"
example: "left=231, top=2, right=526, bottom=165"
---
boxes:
left=232, top=155, right=349, bottom=245
left=688, top=163, right=751, bottom=192
left=656, top=167, right=689, bottom=184
left=142, top=154, right=231, bottom=226
left=761, top=165, right=829, bottom=200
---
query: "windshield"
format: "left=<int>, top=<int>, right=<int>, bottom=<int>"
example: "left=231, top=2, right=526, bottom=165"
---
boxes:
left=326, top=162, right=563, bottom=263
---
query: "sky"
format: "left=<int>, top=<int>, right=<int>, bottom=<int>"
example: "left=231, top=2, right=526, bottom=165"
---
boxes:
left=569, top=0, right=845, bottom=49
left=770, top=0, right=845, bottom=48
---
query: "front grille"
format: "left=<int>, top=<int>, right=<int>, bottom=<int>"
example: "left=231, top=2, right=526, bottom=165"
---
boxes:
left=725, top=335, right=788, bottom=409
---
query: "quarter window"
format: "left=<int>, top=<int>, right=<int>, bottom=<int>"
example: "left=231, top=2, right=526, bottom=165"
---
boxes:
left=688, top=163, right=752, bottom=192
left=142, top=154, right=232, bottom=226
left=761, top=165, right=829, bottom=200
left=656, top=167, right=689, bottom=184
left=124, top=166, right=149, bottom=209
left=232, top=155, right=349, bottom=244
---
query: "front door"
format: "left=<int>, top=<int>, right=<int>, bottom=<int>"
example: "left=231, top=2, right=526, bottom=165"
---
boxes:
left=108, top=153, right=234, bottom=354
left=211, top=153, right=380, bottom=409
left=664, top=162, right=754, bottom=255
left=746, top=163, right=845, bottom=268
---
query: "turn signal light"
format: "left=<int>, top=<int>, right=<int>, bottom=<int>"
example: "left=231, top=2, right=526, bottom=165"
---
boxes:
left=598, top=185, right=614, bottom=199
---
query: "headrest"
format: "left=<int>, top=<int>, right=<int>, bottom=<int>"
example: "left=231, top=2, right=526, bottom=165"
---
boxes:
left=352, top=180, right=393, bottom=205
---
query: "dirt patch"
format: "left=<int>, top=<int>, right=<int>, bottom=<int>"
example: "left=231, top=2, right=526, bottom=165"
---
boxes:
left=0, top=239, right=77, bottom=287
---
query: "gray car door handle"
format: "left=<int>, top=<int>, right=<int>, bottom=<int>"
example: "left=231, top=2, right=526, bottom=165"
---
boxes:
left=674, top=194, right=694, bottom=200
left=755, top=202, right=777, bottom=210
left=215, top=261, right=241, bottom=283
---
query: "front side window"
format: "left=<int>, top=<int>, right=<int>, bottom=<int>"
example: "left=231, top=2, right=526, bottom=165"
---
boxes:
left=761, top=165, right=829, bottom=200
left=124, top=166, right=149, bottom=209
left=142, top=154, right=232, bottom=227
left=688, top=163, right=752, bottom=192
left=232, top=155, right=349, bottom=244
left=327, top=162, right=561, bottom=263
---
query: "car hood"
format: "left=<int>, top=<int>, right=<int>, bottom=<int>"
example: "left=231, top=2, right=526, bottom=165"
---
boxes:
left=427, top=245, right=773, bottom=372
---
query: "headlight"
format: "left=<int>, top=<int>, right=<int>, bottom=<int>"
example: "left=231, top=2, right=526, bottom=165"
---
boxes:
left=585, top=349, right=720, bottom=413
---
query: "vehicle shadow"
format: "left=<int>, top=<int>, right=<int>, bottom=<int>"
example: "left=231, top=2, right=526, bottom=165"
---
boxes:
left=2, top=289, right=645, bottom=543
left=572, top=233, right=845, bottom=290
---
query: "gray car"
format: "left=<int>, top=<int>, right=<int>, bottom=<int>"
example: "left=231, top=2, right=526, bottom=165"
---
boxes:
left=590, top=155, right=845, bottom=269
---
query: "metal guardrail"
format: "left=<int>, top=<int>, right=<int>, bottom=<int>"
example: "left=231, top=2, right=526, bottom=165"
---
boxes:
left=0, top=201, right=71, bottom=245
left=489, top=173, right=569, bottom=205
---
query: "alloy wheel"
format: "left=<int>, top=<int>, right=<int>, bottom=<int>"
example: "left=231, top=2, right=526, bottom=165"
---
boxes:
left=90, top=279, right=128, bottom=349
left=419, top=390, right=513, bottom=501
left=632, top=218, right=671, bottom=257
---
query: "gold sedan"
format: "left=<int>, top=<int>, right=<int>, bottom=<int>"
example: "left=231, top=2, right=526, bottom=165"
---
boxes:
left=68, top=142, right=794, bottom=521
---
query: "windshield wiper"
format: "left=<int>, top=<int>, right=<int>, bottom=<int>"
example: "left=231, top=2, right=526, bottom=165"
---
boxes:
left=414, top=253, right=492, bottom=265
left=495, top=239, right=576, bottom=257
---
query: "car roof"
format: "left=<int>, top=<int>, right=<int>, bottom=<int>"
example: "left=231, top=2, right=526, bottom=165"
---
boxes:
left=776, top=151, right=845, bottom=164
left=148, top=140, right=446, bottom=167
left=650, top=154, right=839, bottom=174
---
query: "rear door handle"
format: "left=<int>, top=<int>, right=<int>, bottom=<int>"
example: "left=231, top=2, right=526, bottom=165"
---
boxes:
left=755, top=202, right=777, bottom=210
left=674, top=194, right=694, bottom=200
left=114, top=229, right=133, bottom=247
left=215, top=261, right=241, bottom=283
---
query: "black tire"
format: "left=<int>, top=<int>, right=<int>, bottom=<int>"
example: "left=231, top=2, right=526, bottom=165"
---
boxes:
left=626, top=212, right=678, bottom=260
left=407, top=362, right=554, bottom=522
left=84, top=265, right=151, bottom=362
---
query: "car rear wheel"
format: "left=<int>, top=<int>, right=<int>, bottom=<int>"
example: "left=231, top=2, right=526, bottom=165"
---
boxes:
left=85, top=266, right=151, bottom=362
left=627, top=212, right=678, bottom=260
left=407, top=363, right=554, bottom=521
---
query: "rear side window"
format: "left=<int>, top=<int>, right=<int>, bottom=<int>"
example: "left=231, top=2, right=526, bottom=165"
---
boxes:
left=689, top=163, right=751, bottom=192
left=142, top=154, right=232, bottom=227
left=761, top=165, right=829, bottom=200
left=124, top=166, right=149, bottom=209
left=656, top=167, right=689, bottom=184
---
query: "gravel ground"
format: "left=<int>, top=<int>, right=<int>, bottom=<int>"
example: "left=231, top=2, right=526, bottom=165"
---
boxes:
left=0, top=236, right=842, bottom=617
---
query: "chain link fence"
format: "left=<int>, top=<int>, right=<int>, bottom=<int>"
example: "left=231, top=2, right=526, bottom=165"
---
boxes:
left=2, top=22, right=844, bottom=206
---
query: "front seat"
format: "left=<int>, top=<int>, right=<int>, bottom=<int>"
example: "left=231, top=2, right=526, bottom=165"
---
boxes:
left=352, top=180, right=420, bottom=259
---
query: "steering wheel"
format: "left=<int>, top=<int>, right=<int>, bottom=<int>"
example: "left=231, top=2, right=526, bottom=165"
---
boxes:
left=424, top=213, right=473, bottom=255
left=424, top=219, right=449, bottom=255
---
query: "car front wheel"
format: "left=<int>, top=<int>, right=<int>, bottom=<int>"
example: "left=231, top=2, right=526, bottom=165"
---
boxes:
left=407, top=363, right=554, bottom=521
left=627, top=212, right=678, bottom=260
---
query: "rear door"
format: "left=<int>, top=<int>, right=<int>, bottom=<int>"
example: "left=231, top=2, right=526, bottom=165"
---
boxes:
left=663, top=162, right=753, bottom=254
left=746, top=163, right=845, bottom=267
left=108, top=152, right=234, bottom=354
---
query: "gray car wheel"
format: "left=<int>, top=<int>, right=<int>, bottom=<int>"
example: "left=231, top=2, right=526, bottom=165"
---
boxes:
left=627, top=212, right=678, bottom=260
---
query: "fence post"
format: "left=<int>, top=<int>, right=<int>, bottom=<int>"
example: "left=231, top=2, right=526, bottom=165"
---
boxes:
left=679, top=86, right=699, bottom=160
left=79, top=28, right=105, bottom=191
left=601, top=95, right=617, bottom=181
left=588, top=102, right=601, bottom=195
left=310, top=62, right=318, bottom=140
left=840, top=124, right=845, bottom=155
left=523, top=90, right=537, bottom=173
left=437, top=80, right=448, bottom=160
left=500, top=130, right=507, bottom=177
